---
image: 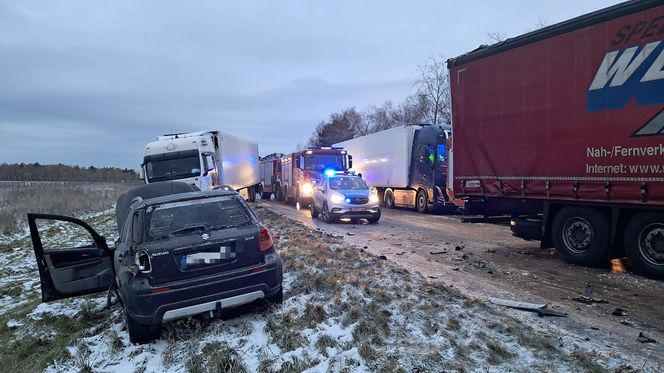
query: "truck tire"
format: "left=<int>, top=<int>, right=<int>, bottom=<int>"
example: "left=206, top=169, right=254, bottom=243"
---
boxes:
left=275, top=184, right=283, bottom=201
left=552, top=206, right=610, bottom=267
left=261, top=192, right=272, bottom=200
left=416, top=189, right=429, bottom=213
left=310, top=200, right=319, bottom=218
left=125, top=309, right=160, bottom=344
left=624, top=212, right=664, bottom=279
left=384, top=190, right=395, bottom=209
left=283, top=186, right=289, bottom=204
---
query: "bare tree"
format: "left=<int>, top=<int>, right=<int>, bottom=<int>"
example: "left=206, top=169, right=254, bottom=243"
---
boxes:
left=412, top=55, right=451, bottom=125
left=307, top=107, right=367, bottom=147
left=487, top=31, right=507, bottom=43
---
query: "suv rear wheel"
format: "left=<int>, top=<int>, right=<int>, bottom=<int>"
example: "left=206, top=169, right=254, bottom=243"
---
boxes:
left=322, top=203, right=336, bottom=223
left=125, top=309, right=160, bottom=344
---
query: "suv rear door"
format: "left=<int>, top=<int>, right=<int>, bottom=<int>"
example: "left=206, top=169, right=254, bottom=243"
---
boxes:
left=28, top=213, right=115, bottom=302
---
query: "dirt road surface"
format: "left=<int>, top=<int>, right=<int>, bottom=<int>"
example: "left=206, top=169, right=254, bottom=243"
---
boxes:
left=256, top=198, right=664, bottom=366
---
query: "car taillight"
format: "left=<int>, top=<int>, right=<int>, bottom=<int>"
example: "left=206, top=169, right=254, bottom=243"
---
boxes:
left=259, top=226, right=273, bottom=252
left=135, top=250, right=152, bottom=273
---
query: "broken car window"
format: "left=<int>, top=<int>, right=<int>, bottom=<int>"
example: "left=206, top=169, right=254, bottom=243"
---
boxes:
left=146, top=197, right=251, bottom=241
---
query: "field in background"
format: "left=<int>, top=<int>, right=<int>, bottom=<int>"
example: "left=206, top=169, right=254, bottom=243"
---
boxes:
left=0, top=181, right=140, bottom=234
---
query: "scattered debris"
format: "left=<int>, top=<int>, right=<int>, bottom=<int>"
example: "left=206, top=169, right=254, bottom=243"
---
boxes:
left=572, top=296, right=608, bottom=304
left=347, top=232, right=356, bottom=236
left=430, top=250, right=446, bottom=255
left=455, top=245, right=464, bottom=251
left=590, top=326, right=600, bottom=331
left=637, top=332, right=656, bottom=344
left=585, top=283, right=593, bottom=299
left=611, top=308, right=628, bottom=317
left=489, top=297, right=568, bottom=317
left=486, top=249, right=497, bottom=253
left=378, top=255, right=387, bottom=260
left=396, top=251, right=406, bottom=256
left=620, top=321, right=633, bottom=327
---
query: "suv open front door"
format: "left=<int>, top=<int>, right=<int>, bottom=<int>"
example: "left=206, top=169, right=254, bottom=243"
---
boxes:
left=28, top=213, right=115, bottom=302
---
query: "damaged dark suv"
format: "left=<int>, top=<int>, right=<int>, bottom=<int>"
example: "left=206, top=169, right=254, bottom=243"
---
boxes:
left=28, top=182, right=283, bottom=343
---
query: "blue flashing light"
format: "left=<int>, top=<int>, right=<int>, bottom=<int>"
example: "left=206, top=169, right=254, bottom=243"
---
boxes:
left=324, top=169, right=336, bottom=177
left=345, top=198, right=351, bottom=204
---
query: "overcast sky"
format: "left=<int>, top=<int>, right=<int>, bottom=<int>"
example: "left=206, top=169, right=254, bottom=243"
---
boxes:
left=0, top=0, right=622, bottom=169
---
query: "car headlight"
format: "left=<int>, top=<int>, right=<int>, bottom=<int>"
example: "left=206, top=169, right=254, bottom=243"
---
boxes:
left=369, top=194, right=379, bottom=203
left=301, top=183, right=313, bottom=196
left=330, top=193, right=344, bottom=204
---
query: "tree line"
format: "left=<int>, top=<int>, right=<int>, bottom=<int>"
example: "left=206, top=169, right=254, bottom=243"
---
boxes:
left=308, top=55, right=450, bottom=147
left=0, top=163, right=139, bottom=182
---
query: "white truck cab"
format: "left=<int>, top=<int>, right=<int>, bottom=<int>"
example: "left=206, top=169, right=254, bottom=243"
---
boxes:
left=140, top=130, right=260, bottom=201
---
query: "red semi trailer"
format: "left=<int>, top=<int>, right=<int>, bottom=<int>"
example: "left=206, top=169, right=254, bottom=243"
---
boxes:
left=447, top=0, right=664, bottom=277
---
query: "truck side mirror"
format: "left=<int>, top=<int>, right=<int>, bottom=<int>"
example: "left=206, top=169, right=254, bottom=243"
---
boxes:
left=202, top=154, right=215, bottom=176
left=139, top=167, right=145, bottom=180
left=348, top=155, right=353, bottom=169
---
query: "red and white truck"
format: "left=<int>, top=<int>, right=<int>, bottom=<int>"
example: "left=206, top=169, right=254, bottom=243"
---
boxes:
left=447, top=0, right=664, bottom=277
left=279, top=147, right=352, bottom=205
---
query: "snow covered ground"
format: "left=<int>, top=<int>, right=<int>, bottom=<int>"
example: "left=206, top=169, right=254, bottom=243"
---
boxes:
left=0, top=206, right=654, bottom=372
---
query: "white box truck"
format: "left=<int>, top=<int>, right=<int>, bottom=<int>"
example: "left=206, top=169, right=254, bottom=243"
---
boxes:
left=140, top=130, right=260, bottom=201
left=335, top=124, right=458, bottom=212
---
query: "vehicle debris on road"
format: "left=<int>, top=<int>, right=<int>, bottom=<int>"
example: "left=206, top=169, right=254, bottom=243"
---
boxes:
left=489, top=297, right=568, bottom=317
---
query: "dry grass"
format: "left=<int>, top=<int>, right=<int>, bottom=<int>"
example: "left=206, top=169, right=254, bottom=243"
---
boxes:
left=0, top=181, right=139, bottom=233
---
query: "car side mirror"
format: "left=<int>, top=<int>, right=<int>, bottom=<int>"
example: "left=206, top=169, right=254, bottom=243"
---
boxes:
left=348, top=155, right=353, bottom=169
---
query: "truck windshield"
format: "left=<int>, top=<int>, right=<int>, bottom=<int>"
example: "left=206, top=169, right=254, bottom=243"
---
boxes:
left=329, top=176, right=368, bottom=190
left=145, top=196, right=251, bottom=241
left=145, top=151, right=201, bottom=182
left=304, top=154, right=346, bottom=171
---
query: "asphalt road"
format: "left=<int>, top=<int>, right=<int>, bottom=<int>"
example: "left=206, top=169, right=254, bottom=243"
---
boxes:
left=255, top=197, right=664, bottom=364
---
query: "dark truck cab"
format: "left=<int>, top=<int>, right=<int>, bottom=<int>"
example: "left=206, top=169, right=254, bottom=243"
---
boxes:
left=28, top=182, right=283, bottom=343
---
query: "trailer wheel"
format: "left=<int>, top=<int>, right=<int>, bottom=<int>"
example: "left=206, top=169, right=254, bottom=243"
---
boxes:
left=552, top=207, right=610, bottom=267
left=384, top=190, right=395, bottom=209
left=416, top=189, right=428, bottom=213
left=624, top=212, right=664, bottom=279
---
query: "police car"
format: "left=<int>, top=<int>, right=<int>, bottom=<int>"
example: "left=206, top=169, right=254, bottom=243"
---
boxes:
left=310, top=170, right=381, bottom=223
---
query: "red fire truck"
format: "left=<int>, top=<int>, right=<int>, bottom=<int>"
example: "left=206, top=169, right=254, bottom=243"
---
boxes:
left=258, top=153, right=284, bottom=200
left=279, top=147, right=352, bottom=205
left=447, top=0, right=664, bottom=277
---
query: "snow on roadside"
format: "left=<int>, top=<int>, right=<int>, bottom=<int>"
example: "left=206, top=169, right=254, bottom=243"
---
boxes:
left=0, top=206, right=654, bottom=372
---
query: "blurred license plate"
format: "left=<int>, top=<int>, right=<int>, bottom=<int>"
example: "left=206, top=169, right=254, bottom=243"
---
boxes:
left=350, top=207, right=366, bottom=212
left=184, top=246, right=234, bottom=266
